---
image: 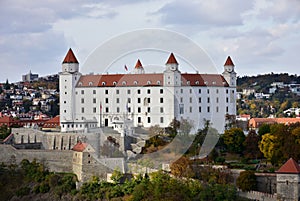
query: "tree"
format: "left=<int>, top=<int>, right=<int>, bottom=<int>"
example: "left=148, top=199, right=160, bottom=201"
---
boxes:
left=258, top=123, right=270, bottom=136
left=236, top=171, right=257, bottom=191
left=170, top=156, right=194, bottom=178
left=259, top=133, right=281, bottom=165
left=222, top=128, right=245, bottom=154
left=243, top=130, right=262, bottom=159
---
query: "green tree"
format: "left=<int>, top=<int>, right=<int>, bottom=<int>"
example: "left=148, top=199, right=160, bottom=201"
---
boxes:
left=222, top=128, right=245, bottom=154
left=258, top=124, right=270, bottom=136
left=236, top=171, right=257, bottom=191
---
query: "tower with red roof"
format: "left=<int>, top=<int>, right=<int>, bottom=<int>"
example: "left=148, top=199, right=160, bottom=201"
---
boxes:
left=276, top=158, right=300, bottom=201
left=222, top=56, right=237, bottom=87
left=59, top=48, right=82, bottom=132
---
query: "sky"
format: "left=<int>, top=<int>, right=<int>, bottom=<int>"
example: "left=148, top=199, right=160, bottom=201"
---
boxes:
left=1, top=0, right=300, bottom=83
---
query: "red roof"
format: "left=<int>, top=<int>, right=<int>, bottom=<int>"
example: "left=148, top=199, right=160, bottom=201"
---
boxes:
left=135, top=59, right=143, bottom=68
left=3, top=133, right=13, bottom=143
left=43, top=115, right=60, bottom=128
left=62, top=48, right=79, bottom=64
left=224, top=56, right=234, bottom=66
left=277, top=158, right=300, bottom=174
left=166, top=53, right=178, bottom=65
left=72, top=141, right=88, bottom=152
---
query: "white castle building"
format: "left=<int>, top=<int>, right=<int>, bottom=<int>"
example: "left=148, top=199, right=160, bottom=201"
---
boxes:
left=59, top=49, right=236, bottom=133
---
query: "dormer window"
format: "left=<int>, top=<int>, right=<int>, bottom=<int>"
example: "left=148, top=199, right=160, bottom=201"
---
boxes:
left=122, top=81, right=126, bottom=85
left=134, top=81, right=138, bottom=85
left=113, top=81, right=117, bottom=86
left=187, top=81, right=190, bottom=85
left=88, top=82, right=93, bottom=86
left=212, top=81, right=216, bottom=85
left=204, top=81, right=208, bottom=85
left=157, top=81, right=161, bottom=85
left=78, top=82, right=82, bottom=86
left=102, top=82, right=106, bottom=86
left=195, top=81, right=199, bottom=85
left=147, top=81, right=151, bottom=85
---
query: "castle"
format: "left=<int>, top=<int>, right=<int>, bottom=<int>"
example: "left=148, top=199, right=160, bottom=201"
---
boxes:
left=59, top=48, right=237, bottom=133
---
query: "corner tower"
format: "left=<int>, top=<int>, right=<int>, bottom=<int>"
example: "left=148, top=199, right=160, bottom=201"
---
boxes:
left=163, top=53, right=181, bottom=87
left=59, top=48, right=81, bottom=132
left=222, top=56, right=236, bottom=87
left=132, top=59, right=145, bottom=74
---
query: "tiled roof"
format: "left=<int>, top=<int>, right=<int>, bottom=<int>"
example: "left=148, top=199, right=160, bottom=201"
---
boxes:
left=43, top=116, right=60, bottom=128
left=76, top=73, right=229, bottom=87
left=62, top=48, right=79, bottom=64
left=72, top=141, right=88, bottom=152
left=250, top=118, right=300, bottom=124
left=224, top=56, right=234, bottom=66
left=166, top=53, right=178, bottom=64
left=135, top=59, right=143, bottom=69
left=0, top=116, right=16, bottom=123
left=3, top=133, right=13, bottom=143
left=277, top=158, right=300, bottom=174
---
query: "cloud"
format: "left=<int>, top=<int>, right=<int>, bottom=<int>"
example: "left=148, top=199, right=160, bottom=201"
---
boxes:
left=155, top=0, right=254, bottom=27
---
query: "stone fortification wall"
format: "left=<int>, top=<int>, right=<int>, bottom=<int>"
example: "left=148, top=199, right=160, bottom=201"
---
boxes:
left=0, top=145, right=73, bottom=173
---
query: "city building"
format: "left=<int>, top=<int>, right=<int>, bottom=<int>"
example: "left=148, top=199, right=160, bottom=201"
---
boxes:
left=59, top=48, right=237, bottom=133
left=22, top=70, right=39, bottom=82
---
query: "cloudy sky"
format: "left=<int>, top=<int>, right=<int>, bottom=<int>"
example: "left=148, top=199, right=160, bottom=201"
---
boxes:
left=1, top=0, right=300, bottom=83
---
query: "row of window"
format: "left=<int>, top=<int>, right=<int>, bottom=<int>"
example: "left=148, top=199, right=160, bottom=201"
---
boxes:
left=71, top=88, right=235, bottom=96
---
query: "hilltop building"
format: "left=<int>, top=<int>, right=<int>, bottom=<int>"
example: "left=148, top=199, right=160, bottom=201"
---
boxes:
left=59, top=49, right=237, bottom=133
left=22, top=70, right=39, bottom=82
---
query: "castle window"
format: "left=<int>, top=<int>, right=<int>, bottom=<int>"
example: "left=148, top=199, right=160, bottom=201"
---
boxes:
left=187, top=81, right=190, bottom=85
left=199, top=89, right=201, bottom=94
left=122, top=81, right=126, bottom=85
left=160, top=89, right=163, bottom=94
left=160, top=117, right=164, bottom=123
left=190, top=97, right=192, bottom=103
left=157, top=81, right=161, bottom=85
left=105, top=107, right=109, bottom=113
left=226, top=97, right=229, bottom=103
left=105, top=98, right=109, bottom=103
left=216, top=106, right=219, bottom=112
left=199, top=97, right=201, bottom=103
left=93, top=90, right=96, bottom=94
left=116, top=89, right=119, bottom=94
left=207, top=97, right=210, bottom=103
left=190, top=107, right=192, bottom=113
left=105, top=90, right=108, bottom=94
left=226, top=107, right=229, bottom=113
left=81, top=107, right=84, bottom=113
left=81, top=98, right=84, bottom=103
left=160, top=107, right=164, bottom=113
left=207, top=106, right=210, bottom=113
left=195, top=81, right=199, bottom=85
left=116, top=98, right=119, bottom=104
left=93, top=98, right=96, bottom=104
left=127, top=89, right=131, bottom=94
left=204, top=81, right=208, bottom=85
left=138, top=107, right=141, bottom=113
left=138, top=98, right=141, bottom=103
left=180, top=97, right=183, bottom=103
left=137, top=89, right=141, bottom=94
left=199, top=107, right=201, bottom=112
left=147, top=117, right=151, bottom=123
left=88, top=82, right=93, bottom=86
left=113, top=81, right=117, bottom=86
left=216, top=97, right=219, bottom=103
left=117, top=107, right=120, bottom=113
left=216, top=89, right=219, bottom=94
left=128, top=98, right=131, bottom=103
left=138, top=117, right=141, bottom=123
left=147, top=81, right=151, bottom=85
left=181, top=89, right=183, bottom=93
left=147, top=89, right=151, bottom=94
left=102, top=82, right=106, bottom=86
left=207, top=89, right=210, bottom=94
left=134, top=81, right=138, bottom=85
left=81, top=90, right=84, bottom=95
left=226, top=89, right=229, bottom=94
left=147, top=107, right=151, bottom=113
left=93, top=107, right=96, bottom=113
left=160, top=98, right=163, bottom=103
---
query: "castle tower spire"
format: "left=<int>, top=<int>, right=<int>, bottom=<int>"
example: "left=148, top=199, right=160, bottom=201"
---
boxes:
left=133, top=59, right=145, bottom=74
left=222, top=56, right=236, bottom=87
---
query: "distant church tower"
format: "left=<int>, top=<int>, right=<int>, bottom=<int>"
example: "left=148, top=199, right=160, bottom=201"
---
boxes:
left=222, top=56, right=236, bottom=87
left=59, top=48, right=81, bottom=132
left=276, top=158, right=300, bottom=201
